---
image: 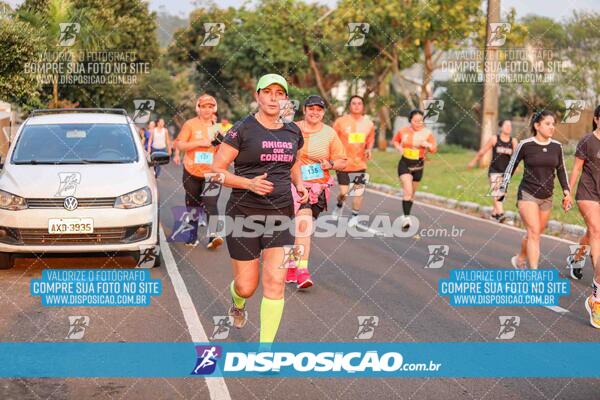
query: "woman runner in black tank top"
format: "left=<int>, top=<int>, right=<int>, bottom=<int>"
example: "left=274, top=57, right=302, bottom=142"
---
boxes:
left=467, top=119, right=517, bottom=222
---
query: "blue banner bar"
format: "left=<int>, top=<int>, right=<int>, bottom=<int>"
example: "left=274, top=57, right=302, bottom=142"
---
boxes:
left=0, top=342, right=598, bottom=378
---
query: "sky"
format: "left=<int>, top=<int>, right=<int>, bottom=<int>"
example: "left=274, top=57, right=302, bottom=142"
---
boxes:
left=145, top=0, right=599, bottom=20
left=5, top=0, right=598, bottom=20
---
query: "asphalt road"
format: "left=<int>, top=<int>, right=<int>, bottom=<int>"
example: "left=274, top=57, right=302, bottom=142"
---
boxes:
left=1, top=161, right=598, bottom=399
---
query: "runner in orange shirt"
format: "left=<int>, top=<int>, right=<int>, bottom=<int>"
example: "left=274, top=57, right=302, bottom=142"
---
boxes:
left=392, top=110, right=437, bottom=230
left=287, top=95, right=347, bottom=289
left=331, top=95, right=375, bottom=227
left=176, top=94, right=224, bottom=249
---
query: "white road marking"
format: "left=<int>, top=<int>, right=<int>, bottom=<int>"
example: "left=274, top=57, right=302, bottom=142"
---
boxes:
left=366, top=189, right=573, bottom=314
left=159, top=226, right=231, bottom=400
left=354, top=222, right=384, bottom=236
left=545, top=305, right=569, bottom=313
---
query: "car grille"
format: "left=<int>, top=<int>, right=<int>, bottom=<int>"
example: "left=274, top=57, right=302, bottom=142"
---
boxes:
left=3, top=224, right=151, bottom=245
left=26, top=198, right=116, bottom=209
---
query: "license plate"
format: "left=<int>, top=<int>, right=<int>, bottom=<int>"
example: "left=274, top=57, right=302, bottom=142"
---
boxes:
left=48, top=218, right=94, bottom=234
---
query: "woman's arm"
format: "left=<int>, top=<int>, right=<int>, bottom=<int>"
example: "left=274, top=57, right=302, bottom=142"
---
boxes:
left=177, top=137, right=212, bottom=151
left=423, top=131, right=438, bottom=154
left=212, top=143, right=273, bottom=195
left=165, top=132, right=172, bottom=155
left=147, top=131, right=154, bottom=152
left=291, top=156, right=308, bottom=203
left=568, top=157, right=584, bottom=195
left=467, top=136, right=496, bottom=169
left=499, top=140, right=525, bottom=195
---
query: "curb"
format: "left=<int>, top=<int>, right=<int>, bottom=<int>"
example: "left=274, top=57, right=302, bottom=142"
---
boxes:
left=367, top=182, right=587, bottom=239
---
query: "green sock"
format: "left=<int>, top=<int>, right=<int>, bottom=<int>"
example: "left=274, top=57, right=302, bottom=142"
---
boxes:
left=230, top=281, right=246, bottom=309
left=259, top=297, right=285, bottom=343
left=297, top=259, right=308, bottom=270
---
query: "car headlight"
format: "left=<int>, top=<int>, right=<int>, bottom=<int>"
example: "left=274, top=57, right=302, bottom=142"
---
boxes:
left=114, top=187, right=152, bottom=209
left=0, top=189, right=27, bottom=211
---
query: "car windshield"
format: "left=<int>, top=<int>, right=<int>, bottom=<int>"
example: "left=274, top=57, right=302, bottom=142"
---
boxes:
left=11, top=123, right=138, bottom=164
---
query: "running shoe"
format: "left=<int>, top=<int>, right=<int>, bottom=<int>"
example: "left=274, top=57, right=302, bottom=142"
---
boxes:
left=185, top=239, right=199, bottom=247
left=285, top=266, right=297, bottom=283
left=332, top=206, right=342, bottom=221
left=207, top=234, right=224, bottom=250
left=296, top=268, right=313, bottom=289
left=511, top=255, right=527, bottom=269
left=585, top=296, right=600, bottom=329
left=348, top=215, right=359, bottom=227
left=566, top=255, right=584, bottom=280
left=401, top=216, right=411, bottom=231
left=228, top=304, right=248, bottom=329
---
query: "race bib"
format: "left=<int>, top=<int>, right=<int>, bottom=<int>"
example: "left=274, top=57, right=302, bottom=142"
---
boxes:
left=403, top=147, right=420, bottom=160
left=194, top=151, right=213, bottom=164
left=348, top=132, right=366, bottom=144
left=301, top=163, right=324, bottom=181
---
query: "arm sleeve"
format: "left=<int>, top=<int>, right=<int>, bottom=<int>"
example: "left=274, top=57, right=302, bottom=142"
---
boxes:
left=176, top=122, right=191, bottom=142
left=391, top=130, right=402, bottom=144
left=297, top=129, right=304, bottom=150
left=575, top=136, right=587, bottom=160
left=330, top=132, right=347, bottom=160
left=427, top=131, right=437, bottom=154
left=222, top=121, right=244, bottom=150
left=366, top=124, right=375, bottom=149
left=500, top=140, right=525, bottom=191
left=556, top=143, right=570, bottom=192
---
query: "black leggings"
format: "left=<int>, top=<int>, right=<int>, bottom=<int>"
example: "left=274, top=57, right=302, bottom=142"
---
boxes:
left=182, top=168, right=219, bottom=217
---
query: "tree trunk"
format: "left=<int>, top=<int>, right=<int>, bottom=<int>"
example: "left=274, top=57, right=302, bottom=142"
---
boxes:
left=52, top=76, right=59, bottom=109
left=479, top=0, right=501, bottom=167
left=419, top=39, right=434, bottom=106
left=377, top=78, right=390, bottom=150
left=304, top=43, right=338, bottom=119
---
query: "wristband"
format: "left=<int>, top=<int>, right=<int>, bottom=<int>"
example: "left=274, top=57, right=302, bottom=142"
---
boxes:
left=211, top=132, right=224, bottom=147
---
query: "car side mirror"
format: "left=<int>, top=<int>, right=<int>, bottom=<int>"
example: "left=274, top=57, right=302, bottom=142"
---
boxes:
left=150, top=151, right=170, bottom=166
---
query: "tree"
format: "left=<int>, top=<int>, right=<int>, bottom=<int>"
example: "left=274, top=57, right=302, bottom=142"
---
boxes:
left=17, top=0, right=109, bottom=107
left=18, top=0, right=160, bottom=108
left=564, top=11, right=600, bottom=106
left=0, top=16, right=44, bottom=109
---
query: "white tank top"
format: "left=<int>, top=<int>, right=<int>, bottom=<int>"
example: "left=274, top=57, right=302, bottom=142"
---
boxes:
left=152, top=127, right=167, bottom=149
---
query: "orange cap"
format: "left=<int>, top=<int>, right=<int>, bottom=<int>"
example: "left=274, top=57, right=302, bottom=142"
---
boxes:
left=197, top=94, right=217, bottom=107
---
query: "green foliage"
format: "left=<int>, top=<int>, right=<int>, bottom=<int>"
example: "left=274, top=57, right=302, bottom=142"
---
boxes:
left=0, top=17, right=44, bottom=108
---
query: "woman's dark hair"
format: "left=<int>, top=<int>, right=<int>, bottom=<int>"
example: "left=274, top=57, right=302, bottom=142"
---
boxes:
left=498, top=119, right=510, bottom=128
left=408, top=109, right=424, bottom=122
left=530, top=110, right=555, bottom=136
left=348, top=95, right=364, bottom=107
left=593, top=105, right=600, bottom=131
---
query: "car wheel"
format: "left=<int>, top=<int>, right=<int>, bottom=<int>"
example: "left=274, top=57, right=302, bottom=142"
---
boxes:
left=0, top=253, right=15, bottom=270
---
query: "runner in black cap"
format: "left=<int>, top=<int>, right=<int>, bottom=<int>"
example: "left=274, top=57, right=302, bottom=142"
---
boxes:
left=286, top=95, right=347, bottom=289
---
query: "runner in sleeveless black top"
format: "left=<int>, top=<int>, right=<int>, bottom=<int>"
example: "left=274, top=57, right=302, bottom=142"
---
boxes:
left=467, top=119, right=518, bottom=222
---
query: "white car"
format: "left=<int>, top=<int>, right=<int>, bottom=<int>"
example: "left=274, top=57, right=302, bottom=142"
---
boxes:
left=0, top=109, right=170, bottom=269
